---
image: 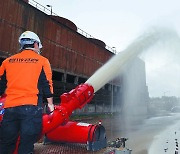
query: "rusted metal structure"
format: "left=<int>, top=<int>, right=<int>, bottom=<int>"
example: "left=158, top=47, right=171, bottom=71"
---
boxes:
left=0, top=0, right=113, bottom=76
left=0, top=0, right=120, bottom=108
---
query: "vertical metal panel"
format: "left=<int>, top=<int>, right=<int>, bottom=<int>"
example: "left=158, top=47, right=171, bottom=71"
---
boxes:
left=76, top=54, right=84, bottom=75
left=49, top=42, right=55, bottom=65
left=94, top=46, right=99, bottom=62
left=67, top=50, right=76, bottom=73
left=57, top=47, right=62, bottom=69
left=80, top=38, right=86, bottom=55
left=26, top=11, right=35, bottom=30
left=2, top=23, right=11, bottom=52
left=85, top=59, right=90, bottom=75
left=22, top=7, right=30, bottom=29
left=8, top=26, right=17, bottom=54
left=15, top=0, right=24, bottom=28
left=42, top=39, right=50, bottom=59
left=52, top=45, right=59, bottom=68
left=0, top=21, right=4, bottom=52
left=83, top=58, right=87, bottom=75
left=1, top=0, right=8, bottom=22
left=0, top=0, right=4, bottom=20
left=13, top=28, right=22, bottom=54
left=76, top=37, right=81, bottom=55
left=67, top=31, right=73, bottom=49
left=53, top=22, right=59, bottom=42
left=50, top=22, right=58, bottom=42
left=59, top=48, right=67, bottom=71
left=86, top=42, right=94, bottom=59
left=11, top=2, right=20, bottom=28
left=55, top=28, right=62, bottom=45
left=81, top=37, right=87, bottom=55
left=7, top=0, right=15, bottom=24
left=73, top=52, right=77, bottom=72
left=84, top=58, right=89, bottom=76
left=16, top=2, right=23, bottom=28
left=69, top=50, right=74, bottom=72
left=44, top=20, right=52, bottom=40
left=44, top=19, right=60, bottom=43
left=72, top=33, right=78, bottom=51
left=60, top=28, right=68, bottom=47
left=92, top=44, right=98, bottom=61
left=65, top=50, right=70, bottom=71
left=97, top=49, right=102, bottom=62
left=9, top=25, right=15, bottom=52
left=66, top=49, right=76, bottom=73
left=77, top=37, right=82, bottom=54
left=100, top=49, right=106, bottom=63
left=58, top=48, right=64, bottom=70
left=83, top=58, right=92, bottom=76
left=85, top=42, right=90, bottom=58
left=87, top=58, right=92, bottom=76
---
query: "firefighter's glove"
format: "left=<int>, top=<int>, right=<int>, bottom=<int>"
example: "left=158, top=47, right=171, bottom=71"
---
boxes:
left=48, top=103, right=55, bottom=113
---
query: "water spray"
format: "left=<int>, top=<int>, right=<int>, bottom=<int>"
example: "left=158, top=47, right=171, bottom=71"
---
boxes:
left=86, top=27, right=179, bottom=92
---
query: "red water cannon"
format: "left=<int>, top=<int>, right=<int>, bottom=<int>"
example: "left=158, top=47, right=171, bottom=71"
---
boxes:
left=42, top=83, right=106, bottom=151
left=42, top=83, right=94, bottom=134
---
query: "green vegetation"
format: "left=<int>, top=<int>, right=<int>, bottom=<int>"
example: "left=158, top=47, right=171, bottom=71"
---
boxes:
left=70, top=112, right=115, bottom=121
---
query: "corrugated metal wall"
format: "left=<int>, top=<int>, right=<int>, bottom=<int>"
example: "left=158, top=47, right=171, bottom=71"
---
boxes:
left=0, top=0, right=113, bottom=78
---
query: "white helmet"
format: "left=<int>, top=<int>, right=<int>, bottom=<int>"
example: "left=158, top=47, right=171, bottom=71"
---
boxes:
left=19, top=31, right=42, bottom=49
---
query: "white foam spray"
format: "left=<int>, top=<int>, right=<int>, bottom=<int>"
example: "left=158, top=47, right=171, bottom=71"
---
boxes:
left=85, top=27, right=179, bottom=93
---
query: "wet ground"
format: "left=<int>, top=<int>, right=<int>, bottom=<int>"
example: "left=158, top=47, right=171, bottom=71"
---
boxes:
left=101, top=112, right=180, bottom=154
left=148, top=113, right=180, bottom=154
left=34, top=112, right=180, bottom=154
left=73, top=112, right=180, bottom=154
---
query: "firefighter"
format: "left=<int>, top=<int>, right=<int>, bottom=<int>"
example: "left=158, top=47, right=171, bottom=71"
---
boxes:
left=0, top=31, right=54, bottom=154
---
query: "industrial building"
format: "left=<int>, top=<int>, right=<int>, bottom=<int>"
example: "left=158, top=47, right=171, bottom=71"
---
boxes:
left=0, top=0, right=149, bottom=115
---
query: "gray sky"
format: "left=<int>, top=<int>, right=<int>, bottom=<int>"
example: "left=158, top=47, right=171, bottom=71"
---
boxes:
left=33, top=0, right=180, bottom=97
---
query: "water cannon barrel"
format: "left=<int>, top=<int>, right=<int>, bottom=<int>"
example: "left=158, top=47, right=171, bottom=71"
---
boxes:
left=46, top=121, right=105, bottom=143
left=60, top=83, right=94, bottom=111
left=45, top=121, right=107, bottom=151
left=42, top=83, right=94, bottom=134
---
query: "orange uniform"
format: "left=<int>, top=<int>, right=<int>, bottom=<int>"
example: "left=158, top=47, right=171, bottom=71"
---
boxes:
left=0, top=49, right=53, bottom=108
